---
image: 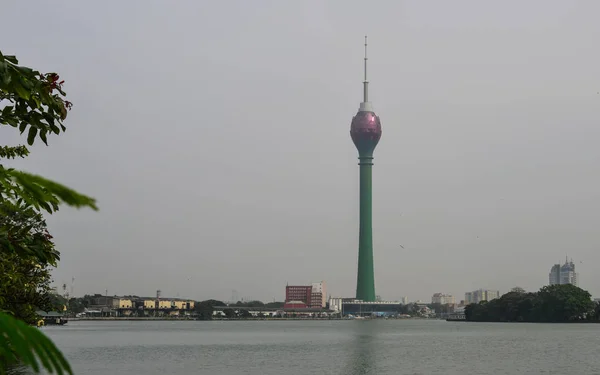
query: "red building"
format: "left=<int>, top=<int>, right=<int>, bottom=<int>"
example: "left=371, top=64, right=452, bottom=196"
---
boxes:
left=284, top=282, right=326, bottom=309
left=283, top=301, right=308, bottom=309
left=285, top=285, right=311, bottom=308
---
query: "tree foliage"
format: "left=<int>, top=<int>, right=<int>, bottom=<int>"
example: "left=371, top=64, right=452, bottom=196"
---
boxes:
left=0, top=52, right=97, bottom=216
left=230, top=300, right=264, bottom=308
left=47, top=294, right=68, bottom=313
left=0, top=52, right=70, bottom=146
left=0, top=313, right=72, bottom=375
left=0, top=199, right=63, bottom=326
left=264, top=301, right=284, bottom=309
left=194, top=300, right=226, bottom=320
left=510, top=286, right=526, bottom=294
left=465, top=284, right=595, bottom=323
left=1, top=51, right=97, bottom=374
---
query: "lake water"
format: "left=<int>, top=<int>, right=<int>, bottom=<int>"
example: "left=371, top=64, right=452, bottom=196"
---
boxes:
left=39, top=319, right=600, bottom=375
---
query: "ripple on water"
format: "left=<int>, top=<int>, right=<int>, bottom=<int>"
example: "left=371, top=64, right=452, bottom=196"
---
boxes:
left=41, top=320, right=600, bottom=375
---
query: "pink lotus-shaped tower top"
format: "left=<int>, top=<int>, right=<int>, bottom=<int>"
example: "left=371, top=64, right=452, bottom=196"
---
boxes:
left=350, top=111, right=382, bottom=156
left=350, top=36, right=382, bottom=156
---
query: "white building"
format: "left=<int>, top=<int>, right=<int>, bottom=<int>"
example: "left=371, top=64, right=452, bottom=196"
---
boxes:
left=431, top=293, right=456, bottom=305
left=328, top=297, right=343, bottom=312
left=465, top=289, right=500, bottom=304
left=328, top=297, right=362, bottom=312
left=311, top=281, right=327, bottom=308
left=549, top=257, right=578, bottom=287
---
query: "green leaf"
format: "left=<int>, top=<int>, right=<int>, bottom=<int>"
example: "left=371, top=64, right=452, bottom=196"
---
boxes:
left=2, top=169, right=98, bottom=213
left=1, top=65, right=11, bottom=85
left=5, top=117, right=18, bottom=127
left=19, top=121, right=27, bottom=134
left=27, top=126, right=38, bottom=146
left=39, top=130, right=48, bottom=145
left=12, top=82, right=31, bottom=100
left=2, top=105, right=13, bottom=117
left=3, top=55, right=18, bottom=64
left=49, top=123, right=60, bottom=134
left=32, top=95, right=42, bottom=109
left=0, top=312, right=73, bottom=375
left=15, top=65, right=34, bottom=75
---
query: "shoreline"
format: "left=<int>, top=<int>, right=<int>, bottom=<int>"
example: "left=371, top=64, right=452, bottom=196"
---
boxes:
left=457, top=320, right=600, bottom=324
left=67, top=317, right=432, bottom=322
left=69, top=317, right=344, bottom=321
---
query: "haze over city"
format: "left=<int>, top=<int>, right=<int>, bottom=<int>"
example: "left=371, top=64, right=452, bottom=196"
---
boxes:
left=2, top=0, right=600, bottom=302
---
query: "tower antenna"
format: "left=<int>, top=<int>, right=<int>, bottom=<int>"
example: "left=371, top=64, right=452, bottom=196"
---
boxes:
left=363, top=35, right=368, bottom=103
left=359, top=36, right=373, bottom=112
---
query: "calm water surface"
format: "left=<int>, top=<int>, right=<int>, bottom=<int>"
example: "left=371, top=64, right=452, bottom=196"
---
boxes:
left=40, top=320, right=600, bottom=375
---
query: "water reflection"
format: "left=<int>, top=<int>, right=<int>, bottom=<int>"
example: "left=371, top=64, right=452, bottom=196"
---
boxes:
left=346, top=322, right=377, bottom=375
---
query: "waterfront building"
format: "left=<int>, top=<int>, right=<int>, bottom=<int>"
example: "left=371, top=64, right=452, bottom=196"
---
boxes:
left=549, top=257, right=579, bottom=287
left=283, top=301, right=307, bottom=309
left=91, top=296, right=133, bottom=309
left=285, top=281, right=327, bottom=308
left=342, top=301, right=403, bottom=317
left=328, top=297, right=357, bottom=313
left=431, top=293, right=456, bottom=305
left=142, top=299, right=155, bottom=309
left=465, top=289, right=500, bottom=304
left=311, top=281, right=327, bottom=308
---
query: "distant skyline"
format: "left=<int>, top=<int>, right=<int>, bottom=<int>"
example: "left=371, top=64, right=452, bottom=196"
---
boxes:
left=2, top=0, right=600, bottom=302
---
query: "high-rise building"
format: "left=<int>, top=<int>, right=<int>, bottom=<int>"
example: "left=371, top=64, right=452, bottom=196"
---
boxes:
left=285, top=285, right=311, bottom=306
left=465, top=289, right=500, bottom=304
left=350, top=36, right=382, bottom=302
left=284, top=281, right=327, bottom=309
left=549, top=257, right=578, bottom=286
left=311, top=281, right=327, bottom=308
left=431, top=293, right=456, bottom=305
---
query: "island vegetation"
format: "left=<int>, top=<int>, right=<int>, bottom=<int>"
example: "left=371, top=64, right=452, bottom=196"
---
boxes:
left=1, top=51, right=96, bottom=374
left=465, top=284, right=600, bottom=323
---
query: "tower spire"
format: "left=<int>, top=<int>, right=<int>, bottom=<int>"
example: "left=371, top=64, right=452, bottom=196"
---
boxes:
left=359, top=35, right=373, bottom=112
left=363, top=35, right=368, bottom=103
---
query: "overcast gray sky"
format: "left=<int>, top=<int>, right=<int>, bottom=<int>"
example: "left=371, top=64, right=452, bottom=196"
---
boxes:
left=2, top=0, right=600, bottom=302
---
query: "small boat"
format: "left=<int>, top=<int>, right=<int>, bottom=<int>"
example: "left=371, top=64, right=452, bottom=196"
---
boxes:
left=36, top=311, right=68, bottom=326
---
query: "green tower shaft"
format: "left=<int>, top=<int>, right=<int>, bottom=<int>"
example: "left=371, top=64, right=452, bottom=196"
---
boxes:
left=356, top=154, right=376, bottom=301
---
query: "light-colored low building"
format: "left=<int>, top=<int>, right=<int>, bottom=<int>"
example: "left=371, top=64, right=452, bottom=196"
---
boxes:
left=92, top=296, right=133, bottom=309
left=114, top=298, right=133, bottom=309
left=171, top=300, right=195, bottom=310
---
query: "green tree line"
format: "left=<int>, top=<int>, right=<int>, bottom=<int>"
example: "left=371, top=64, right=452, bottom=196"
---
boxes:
left=465, top=284, right=599, bottom=323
